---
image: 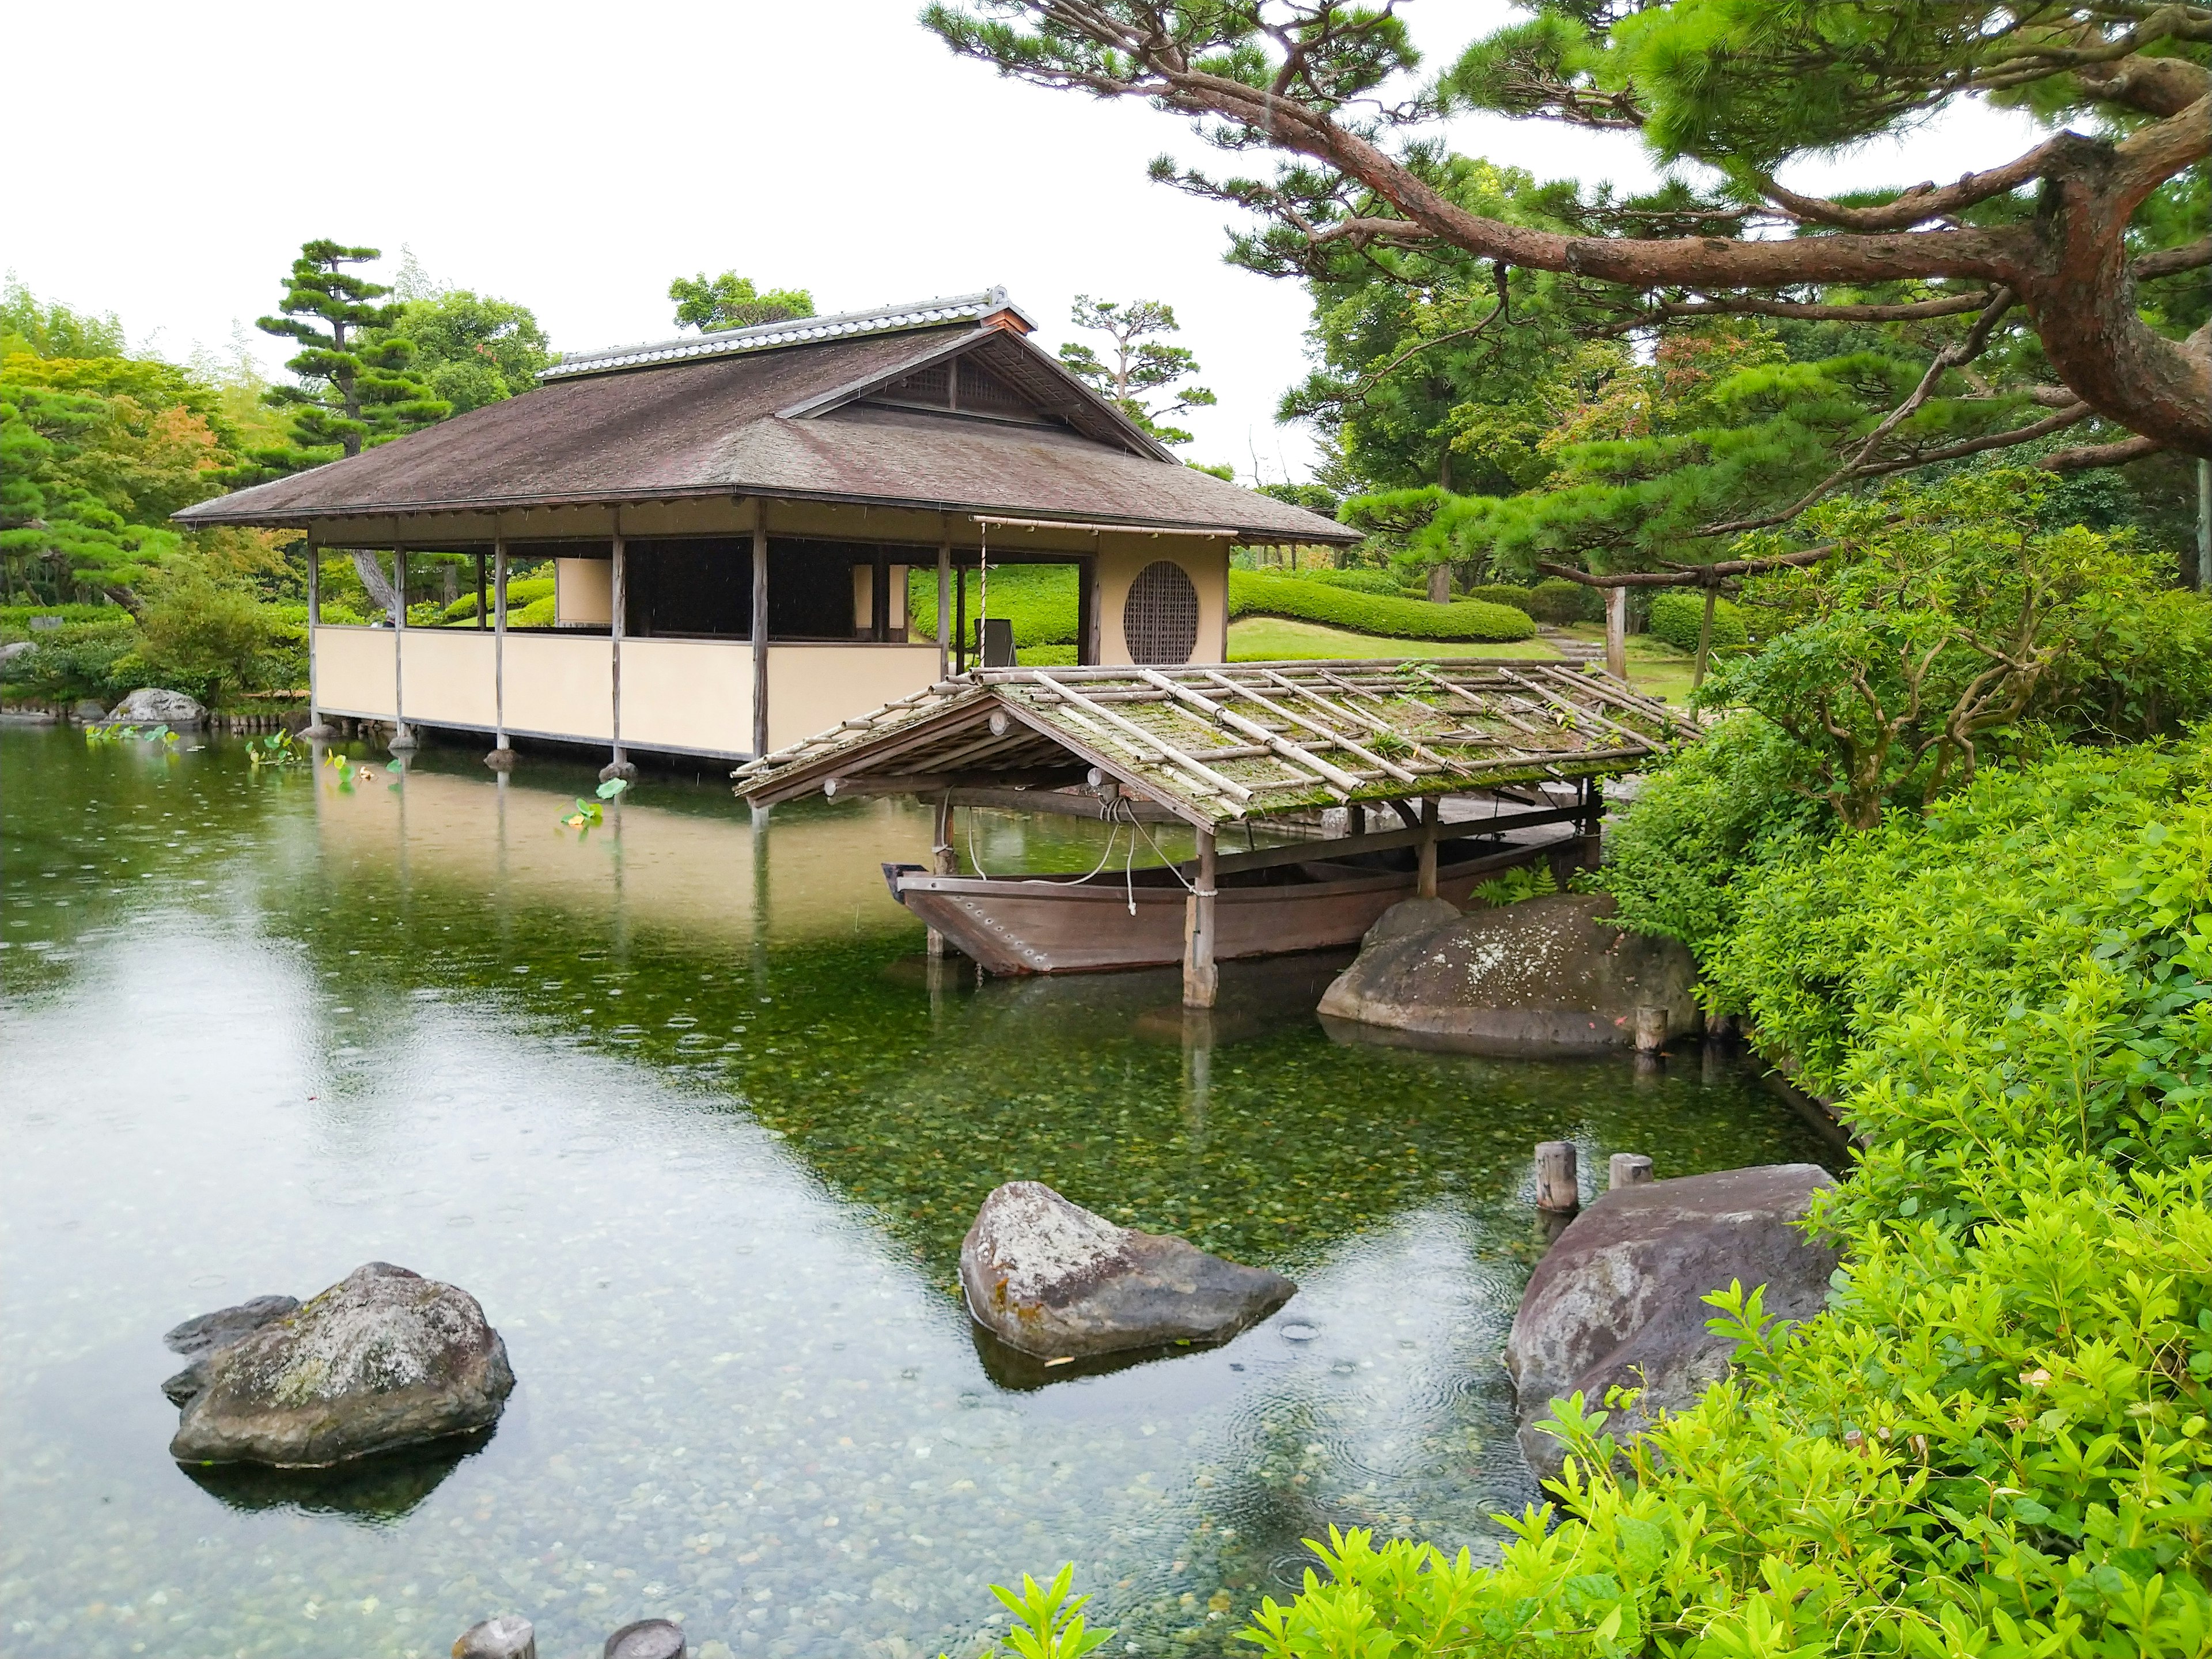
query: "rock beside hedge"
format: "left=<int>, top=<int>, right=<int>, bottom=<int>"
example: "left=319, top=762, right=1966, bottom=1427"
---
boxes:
left=960, top=1181, right=1294, bottom=1358
left=169, top=1263, right=513, bottom=1467
left=1506, top=1164, right=1840, bottom=1479
left=108, top=687, right=206, bottom=728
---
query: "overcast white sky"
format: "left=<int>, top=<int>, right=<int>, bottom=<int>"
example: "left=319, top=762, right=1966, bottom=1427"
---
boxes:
left=9, top=1, right=2049, bottom=483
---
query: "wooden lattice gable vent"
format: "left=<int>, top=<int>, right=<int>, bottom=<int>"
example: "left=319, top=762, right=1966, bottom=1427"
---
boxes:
left=869, top=350, right=1051, bottom=423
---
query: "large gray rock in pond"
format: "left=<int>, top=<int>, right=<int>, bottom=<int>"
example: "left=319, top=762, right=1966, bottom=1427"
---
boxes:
left=108, top=686, right=206, bottom=728
left=960, top=1181, right=1295, bottom=1358
left=1506, top=1164, right=1839, bottom=1479
left=1317, top=892, right=1699, bottom=1055
left=161, top=1294, right=301, bottom=1407
left=169, top=1263, right=513, bottom=1467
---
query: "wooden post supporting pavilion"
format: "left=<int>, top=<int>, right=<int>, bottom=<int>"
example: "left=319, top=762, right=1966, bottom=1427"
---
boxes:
left=1417, top=796, right=1439, bottom=899
left=1604, top=586, right=1628, bottom=683
left=1183, top=828, right=1218, bottom=1009
left=486, top=539, right=513, bottom=770
left=936, top=531, right=952, bottom=680
left=304, top=543, right=325, bottom=736
left=390, top=550, right=417, bottom=750
left=605, top=534, right=632, bottom=781
left=751, top=525, right=770, bottom=759
left=927, top=793, right=955, bottom=959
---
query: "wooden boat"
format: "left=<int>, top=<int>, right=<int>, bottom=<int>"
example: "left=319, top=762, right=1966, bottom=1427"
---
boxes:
left=882, top=831, right=1582, bottom=976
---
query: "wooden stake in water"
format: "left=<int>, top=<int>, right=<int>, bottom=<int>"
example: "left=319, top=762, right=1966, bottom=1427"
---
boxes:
left=1535, top=1141, right=1579, bottom=1213
left=1633, top=1005, right=1669, bottom=1054
left=1609, top=1153, right=1653, bottom=1190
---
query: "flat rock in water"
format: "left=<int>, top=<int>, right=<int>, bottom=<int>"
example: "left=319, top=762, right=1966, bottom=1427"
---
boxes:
left=161, top=1294, right=301, bottom=1407
left=960, top=1181, right=1295, bottom=1358
left=108, top=686, right=206, bottom=728
left=169, top=1262, right=513, bottom=1467
left=1317, top=892, right=1699, bottom=1055
left=1505, top=1164, right=1840, bottom=1479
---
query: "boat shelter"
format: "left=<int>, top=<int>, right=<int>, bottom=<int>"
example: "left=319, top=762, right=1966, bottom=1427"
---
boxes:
left=173, top=289, right=1350, bottom=765
left=734, top=658, right=1689, bottom=1005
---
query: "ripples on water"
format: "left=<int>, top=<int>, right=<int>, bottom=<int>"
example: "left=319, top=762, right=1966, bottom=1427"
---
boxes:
left=0, top=729, right=1834, bottom=1658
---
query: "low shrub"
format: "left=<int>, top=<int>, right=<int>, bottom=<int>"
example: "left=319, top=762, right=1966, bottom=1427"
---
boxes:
left=1, top=603, right=123, bottom=639
left=1228, top=570, right=1535, bottom=642
left=441, top=577, right=554, bottom=623
left=1289, top=566, right=1404, bottom=594
left=1647, top=587, right=1749, bottom=653
left=0, top=615, right=142, bottom=705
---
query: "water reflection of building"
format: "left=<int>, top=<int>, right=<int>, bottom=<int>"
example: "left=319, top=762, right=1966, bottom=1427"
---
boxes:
left=176, top=290, right=1349, bottom=766
left=313, top=763, right=937, bottom=944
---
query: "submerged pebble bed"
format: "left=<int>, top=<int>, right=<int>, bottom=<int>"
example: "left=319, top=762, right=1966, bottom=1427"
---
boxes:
left=0, top=730, right=1832, bottom=1658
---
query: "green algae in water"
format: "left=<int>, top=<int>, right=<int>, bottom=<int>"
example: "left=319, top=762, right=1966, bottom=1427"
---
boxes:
left=0, top=728, right=1834, bottom=1658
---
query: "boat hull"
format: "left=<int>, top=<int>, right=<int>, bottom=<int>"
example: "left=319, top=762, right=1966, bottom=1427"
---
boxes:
left=897, top=837, right=1586, bottom=975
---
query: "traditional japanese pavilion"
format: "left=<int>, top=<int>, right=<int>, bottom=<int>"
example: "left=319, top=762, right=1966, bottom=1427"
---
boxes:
left=174, top=289, right=1352, bottom=766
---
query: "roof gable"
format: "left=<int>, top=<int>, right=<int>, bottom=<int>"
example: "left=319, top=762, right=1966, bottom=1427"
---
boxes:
left=777, top=327, right=1174, bottom=461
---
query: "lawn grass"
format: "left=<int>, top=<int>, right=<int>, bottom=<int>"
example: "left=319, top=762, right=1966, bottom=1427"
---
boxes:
left=1228, top=616, right=1565, bottom=662
left=1556, top=624, right=1701, bottom=704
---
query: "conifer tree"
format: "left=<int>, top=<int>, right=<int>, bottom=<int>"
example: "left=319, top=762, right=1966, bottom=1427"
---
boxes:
left=244, top=241, right=448, bottom=475
left=236, top=241, right=450, bottom=613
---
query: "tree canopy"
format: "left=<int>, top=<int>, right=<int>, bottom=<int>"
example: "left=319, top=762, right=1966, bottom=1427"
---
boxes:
left=244, top=240, right=449, bottom=478
left=371, top=287, right=555, bottom=415
left=1055, top=295, right=1218, bottom=445
left=668, top=272, right=815, bottom=333
left=925, top=1, right=2211, bottom=581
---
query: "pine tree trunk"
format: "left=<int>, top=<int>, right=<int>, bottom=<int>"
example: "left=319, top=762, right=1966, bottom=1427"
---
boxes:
left=354, top=552, right=401, bottom=618
left=1427, top=565, right=1450, bottom=604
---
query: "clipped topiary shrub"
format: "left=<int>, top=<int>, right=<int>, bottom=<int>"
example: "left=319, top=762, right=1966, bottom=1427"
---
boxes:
left=1460, top=580, right=1604, bottom=624
left=1648, top=588, right=1749, bottom=653
left=442, top=577, right=554, bottom=623
left=1228, top=570, right=1535, bottom=642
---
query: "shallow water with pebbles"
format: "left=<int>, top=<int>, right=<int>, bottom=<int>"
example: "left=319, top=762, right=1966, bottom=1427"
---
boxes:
left=0, top=728, right=1833, bottom=1658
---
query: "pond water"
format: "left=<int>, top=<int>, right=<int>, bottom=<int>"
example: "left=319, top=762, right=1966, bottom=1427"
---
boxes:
left=0, top=726, right=1834, bottom=1659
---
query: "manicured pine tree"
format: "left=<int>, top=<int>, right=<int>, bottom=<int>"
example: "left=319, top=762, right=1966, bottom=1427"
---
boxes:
left=234, top=241, right=450, bottom=615
left=253, top=240, right=449, bottom=466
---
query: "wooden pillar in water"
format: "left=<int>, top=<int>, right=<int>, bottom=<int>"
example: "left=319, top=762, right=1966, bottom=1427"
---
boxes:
left=487, top=539, right=513, bottom=768
left=304, top=541, right=328, bottom=737
left=604, top=535, right=632, bottom=781
left=390, top=550, right=416, bottom=749
left=927, top=794, right=955, bottom=959
left=1182, top=828, right=1218, bottom=1009
left=751, top=524, right=770, bottom=759
left=1604, top=585, right=1628, bottom=683
left=1535, top=1141, right=1579, bottom=1213
left=1417, top=796, right=1438, bottom=899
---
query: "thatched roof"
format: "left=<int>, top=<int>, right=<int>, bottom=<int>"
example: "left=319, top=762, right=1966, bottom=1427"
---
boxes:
left=175, top=291, right=1353, bottom=545
left=733, top=660, right=1691, bottom=828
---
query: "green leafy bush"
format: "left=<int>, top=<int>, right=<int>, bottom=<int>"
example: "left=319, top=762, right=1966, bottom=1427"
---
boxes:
left=1599, top=714, right=1829, bottom=958
left=1, top=603, right=124, bottom=638
left=441, top=576, right=554, bottom=622
left=1461, top=579, right=1604, bottom=625
left=1647, top=588, right=1749, bottom=653
left=1289, top=566, right=1405, bottom=594
left=1228, top=570, right=1534, bottom=642
left=0, top=615, right=142, bottom=704
left=1241, top=729, right=2212, bottom=1659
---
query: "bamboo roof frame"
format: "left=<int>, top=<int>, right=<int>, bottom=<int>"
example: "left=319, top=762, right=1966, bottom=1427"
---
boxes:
left=733, top=658, right=1692, bottom=830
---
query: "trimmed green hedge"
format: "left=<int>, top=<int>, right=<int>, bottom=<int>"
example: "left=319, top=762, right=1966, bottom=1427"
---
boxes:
left=1648, top=588, right=1749, bottom=652
left=1228, top=569, right=1535, bottom=642
left=1463, top=579, right=1605, bottom=624
left=442, top=577, right=554, bottom=622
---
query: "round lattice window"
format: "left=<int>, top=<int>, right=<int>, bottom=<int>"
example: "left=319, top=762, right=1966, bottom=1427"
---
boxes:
left=1122, top=559, right=1200, bottom=665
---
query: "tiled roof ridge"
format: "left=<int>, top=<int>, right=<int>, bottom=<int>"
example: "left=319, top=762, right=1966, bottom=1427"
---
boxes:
left=541, top=287, right=1029, bottom=381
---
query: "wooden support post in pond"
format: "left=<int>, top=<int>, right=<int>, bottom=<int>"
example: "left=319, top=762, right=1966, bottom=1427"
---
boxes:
left=927, top=794, right=955, bottom=959
left=1604, top=585, right=1627, bottom=683
left=750, top=523, right=770, bottom=760
left=487, top=539, right=514, bottom=770
left=1417, top=796, right=1439, bottom=899
left=1535, top=1141, right=1579, bottom=1213
left=389, top=550, right=417, bottom=750
left=1634, top=1005, right=1669, bottom=1054
left=1183, top=828, right=1218, bottom=1009
left=604, top=533, right=631, bottom=782
left=454, top=1615, right=537, bottom=1659
left=1609, top=1153, right=1653, bottom=1190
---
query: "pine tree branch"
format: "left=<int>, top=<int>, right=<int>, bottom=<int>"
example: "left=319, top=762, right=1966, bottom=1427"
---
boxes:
left=1603, top=291, right=1999, bottom=332
left=1757, top=143, right=2068, bottom=232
